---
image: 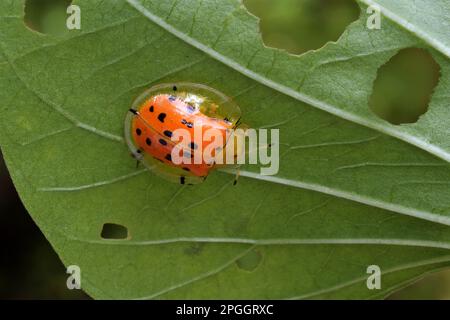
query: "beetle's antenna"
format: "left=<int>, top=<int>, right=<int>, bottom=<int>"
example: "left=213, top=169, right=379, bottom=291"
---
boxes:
left=132, top=148, right=143, bottom=168
left=233, top=117, right=242, bottom=129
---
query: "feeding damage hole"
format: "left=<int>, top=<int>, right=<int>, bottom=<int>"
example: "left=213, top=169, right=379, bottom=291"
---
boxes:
left=101, top=223, right=129, bottom=240
left=24, top=0, right=72, bottom=35
left=243, top=0, right=359, bottom=54
left=236, top=249, right=263, bottom=272
left=369, top=48, right=441, bottom=125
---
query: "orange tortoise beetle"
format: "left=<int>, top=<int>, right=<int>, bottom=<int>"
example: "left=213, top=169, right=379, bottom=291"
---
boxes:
left=124, top=83, right=247, bottom=185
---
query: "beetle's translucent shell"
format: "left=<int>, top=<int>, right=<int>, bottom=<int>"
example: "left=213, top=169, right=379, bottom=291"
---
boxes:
left=124, top=83, right=242, bottom=184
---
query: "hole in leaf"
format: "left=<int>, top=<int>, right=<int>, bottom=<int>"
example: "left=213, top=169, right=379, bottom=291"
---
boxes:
left=369, top=48, right=441, bottom=125
left=101, top=223, right=129, bottom=240
left=236, top=249, right=262, bottom=272
left=243, top=0, right=360, bottom=54
left=24, top=0, right=72, bottom=35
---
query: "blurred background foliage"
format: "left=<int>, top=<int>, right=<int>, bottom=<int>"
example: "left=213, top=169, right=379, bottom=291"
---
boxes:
left=1, top=0, right=448, bottom=299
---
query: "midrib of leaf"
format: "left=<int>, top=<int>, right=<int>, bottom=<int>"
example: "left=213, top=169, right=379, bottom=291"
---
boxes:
left=126, top=0, right=450, bottom=163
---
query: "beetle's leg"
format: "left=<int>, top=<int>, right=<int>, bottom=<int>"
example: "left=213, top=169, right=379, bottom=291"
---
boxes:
left=131, top=148, right=143, bottom=169
left=233, top=168, right=240, bottom=186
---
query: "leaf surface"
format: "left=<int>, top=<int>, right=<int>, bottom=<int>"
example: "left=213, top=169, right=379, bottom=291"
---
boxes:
left=0, top=0, right=449, bottom=299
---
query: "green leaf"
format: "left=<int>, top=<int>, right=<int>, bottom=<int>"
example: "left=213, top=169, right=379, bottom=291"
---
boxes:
left=0, top=0, right=449, bottom=299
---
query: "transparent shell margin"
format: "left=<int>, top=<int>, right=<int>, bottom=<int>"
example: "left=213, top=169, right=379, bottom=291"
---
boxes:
left=124, top=82, right=242, bottom=184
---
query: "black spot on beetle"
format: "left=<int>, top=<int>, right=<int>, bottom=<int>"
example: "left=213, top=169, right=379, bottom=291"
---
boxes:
left=145, top=138, right=151, bottom=146
left=159, top=139, right=167, bottom=146
left=136, top=128, right=142, bottom=136
left=165, top=154, right=172, bottom=161
left=181, top=118, right=193, bottom=128
left=158, top=113, right=166, bottom=123
left=190, top=142, right=198, bottom=150
left=186, top=105, right=195, bottom=113
left=149, top=105, right=154, bottom=112
left=164, top=130, right=173, bottom=138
